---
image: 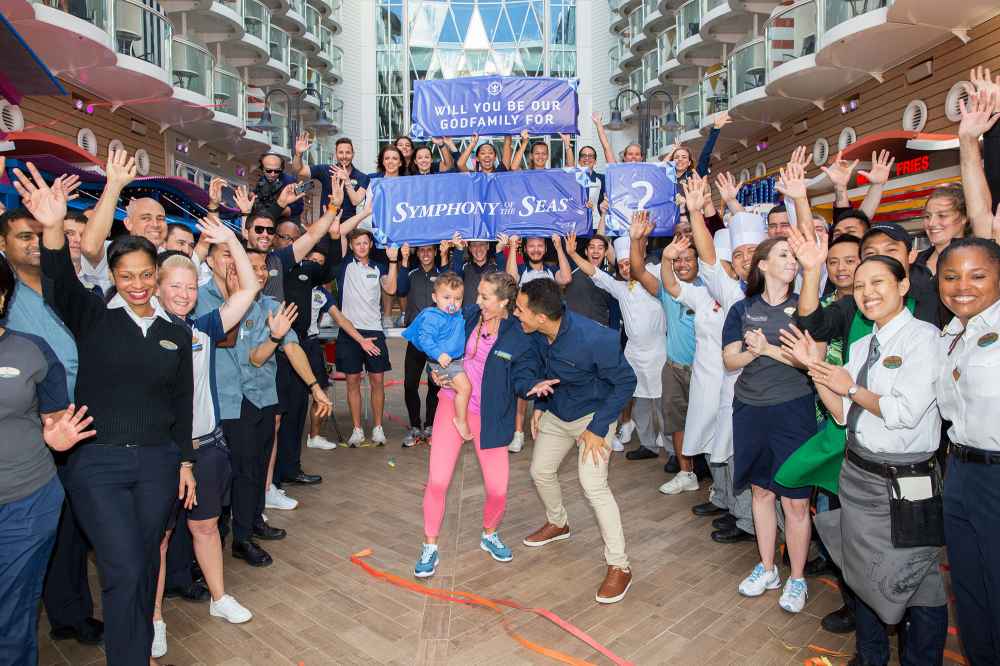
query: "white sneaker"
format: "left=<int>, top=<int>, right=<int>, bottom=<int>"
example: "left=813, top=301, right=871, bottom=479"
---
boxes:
left=347, top=427, right=365, bottom=448
left=738, top=563, right=781, bottom=597
left=265, top=484, right=298, bottom=510
left=655, top=433, right=665, bottom=451
left=210, top=594, right=253, bottom=624
left=307, top=434, right=337, bottom=450
left=260, top=512, right=268, bottom=523
left=421, top=426, right=433, bottom=440
left=611, top=437, right=625, bottom=452
left=402, top=427, right=421, bottom=448
left=658, top=471, right=699, bottom=495
left=617, top=420, right=636, bottom=443
left=779, top=577, right=808, bottom=613
left=381, top=315, right=395, bottom=330
left=151, top=619, right=167, bottom=658
left=371, top=425, right=387, bottom=446
left=508, top=431, right=524, bottom=453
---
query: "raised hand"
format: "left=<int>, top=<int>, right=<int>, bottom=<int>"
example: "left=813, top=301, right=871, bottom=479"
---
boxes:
left=208, top=176, right=226, bottom=206
left=450, top=231, right=465, bottom=249
left=276, top=183, right=306, bottom=208
left=592, top=111, right=603, bottom=126
left=788, top=145, right=811, bottom=172
left=662, top=233, right=691, bottom=262
left=43, top=404, right=96, bottom=451
left=267, top=302, right=298, bottom=338
left=715, top=171, right=743, bottom=202
left=105, top=148, right=137, bottom=189
left=786, top=224, right=828, bottom=271
left=993, top=202, right=1000, bottom=244
left=196, top=215, right=236, bottom=245
left=969, top=65, right=1000, bottom=99
left=820, top=150, right=859, bottom=190
left=400, top=242, right=411, bottom=262
left=628, top=209, right=652, bottom=240
left=681, top=173, right=707, bottom=212
left=958, top=89, right=1000, bottom=140
left=385, top=245, right=399, bottom=262
left=566, top=231, right=577, bottom=253
left=857, top=149, right=895, bottom=185
left=495, top=232, right=510, bottom=249
left=778, top=325, right=822, bottom=367
left=776, top=160, right=808, bottom=201
left=713, top=110, right=732, bottom=130
left=294, top=131, right=312, bottom=156
left=431, top=136, right=444, bottom=146
left=234, top=185, right=256, bottom=215
left=56, top=174, right=81, bottom=201
left=520, top=129, right=529, bottom=141
left=11, top=162, right=67, bottom=227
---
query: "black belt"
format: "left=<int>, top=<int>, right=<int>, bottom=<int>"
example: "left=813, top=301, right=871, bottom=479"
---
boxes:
left=950, top=442, right=1000, bottom=465
left=845, top=447, right=936, bottom=479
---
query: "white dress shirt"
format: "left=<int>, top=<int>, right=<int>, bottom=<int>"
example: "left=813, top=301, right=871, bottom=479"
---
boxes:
left=838, top=308, right=941, bottom=455
left=107, top=293, right=172, bottom=337
left=937, top=298, right=1000, bottom=452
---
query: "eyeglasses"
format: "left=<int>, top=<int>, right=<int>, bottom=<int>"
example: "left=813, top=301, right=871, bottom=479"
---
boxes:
left=253, top=225, right=276, bottom=235
left=277, top=233, right=296, bottom=242
left=262, top=168, right=283, bottom=174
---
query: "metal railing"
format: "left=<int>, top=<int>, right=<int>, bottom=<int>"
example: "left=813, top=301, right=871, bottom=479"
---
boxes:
left=609, top=45, right=621, bottom=78
left=114, top=0, right=172, bottom=70
left=680, top=90, right=700, bottom=131
left=766, top=0, right=817, bottom=71
left=171, top=38, right=214, bottom=98
left=728, top=38, right=765, bottom=96
left=31, top=0, right=110, bottom=31
left=825, top=0, right=890, bottom=34
left=305, top=4, right=321, bottom=37
left=328, top=0, right=341, bottom=25
left=701, top=68, right=728, bottom=118
left=659, top=25, right=677, bottom=63
left=243, top=0, right=269, bottom=42
left=269, top=25, right=289, bottom=66
left=628, top=5, right=644, bottom=47
left=677, top=0, right=701, bottom=42
left=702, top=0, right=727, bottom=15
left=289, top=47, right=306, bottom=82
left=213, top=67, right=244, bottom=118
left=328, top=44, right=343, bottom=79
left=288, top=0, right=305, bottom=18
left=642, top=48, right=658, bottom=87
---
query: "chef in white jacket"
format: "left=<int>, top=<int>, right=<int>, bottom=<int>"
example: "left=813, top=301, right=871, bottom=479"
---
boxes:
left=565, top=227, right=667, bottom=460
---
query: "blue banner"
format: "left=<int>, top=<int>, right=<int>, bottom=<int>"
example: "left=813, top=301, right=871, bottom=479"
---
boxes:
left=370, top=169, right=592, bottom=247
left=605, top=162, right=679, bottom=236
left=410, top=76, right=579, bottom=139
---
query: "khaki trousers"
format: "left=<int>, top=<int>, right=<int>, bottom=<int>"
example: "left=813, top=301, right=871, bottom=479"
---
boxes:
left=529, top=411, right=628, bottom=569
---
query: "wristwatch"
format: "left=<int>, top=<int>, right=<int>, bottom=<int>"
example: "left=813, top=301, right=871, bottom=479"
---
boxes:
left=307, top=381, right=318, bottom=390
left=207, top=204, right=220, bottom=212
left=847, top=384, right=860, bottom=399
left=270, top=334, right=284, bottom=344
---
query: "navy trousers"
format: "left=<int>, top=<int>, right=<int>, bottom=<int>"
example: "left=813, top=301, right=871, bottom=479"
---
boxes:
left=42, top=464, right=95, bottom=631
left=944, top=453, right=1000, bottom=666
left=854, top=598, right=947, bottom=666
left=276, top=349, right=309, bottom=482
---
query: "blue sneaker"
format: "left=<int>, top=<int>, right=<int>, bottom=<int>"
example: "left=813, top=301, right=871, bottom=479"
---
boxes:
left=414, top=544, right=438, bottom=578
left=480, top=531, right=513, bottom=562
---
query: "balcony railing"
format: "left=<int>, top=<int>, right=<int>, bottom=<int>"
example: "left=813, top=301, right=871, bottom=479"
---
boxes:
left=642, top=0, right=658, bottom=20
left=328, top=96, right=343, bottom=128
left=306, top=67, right=321, bottom=95
left=328, top=0, right=341, bottom=25
left=31, top=0, right=110, bottom=31
left=115, top=0, right=172, bottom=70
left=306, top=4, right=321, bottom=37
left=659, top=25, right=677, bottom=63
left=677, top=0, right=701, bottom=42
left=288, top=0, right=305, bottom=17
left=702, top=0, right=726, bottom=15
left=244, top=0, right=269, bottom=42
left=269, top=25, right=289, bottom=65
left=328, top=45, right=343, bottom=78
left=609, top=45, right=621, bottom=77
left=680, top=90, right=700, bottom=131
left=319, top=25, right=334, bottom=59
left=729, top=38, right=766, bottom=96
left=289, top=47, right=306, bottom=82
left=269, top=100, right=288, bottom=148
left=213, top=67, right=244, bottom=118
left=766, top=0, right=817, bottom=70
left=825, top=0, right=890, bottom=34
left=629, top=66, right=645, bottom=94
left=171, top=38, right=214, bottom=98
left=701, top=69, right=728, bottom=118
left=642, top=48, right=658, bottom=86
left=628, top=5, right=644, bottom=47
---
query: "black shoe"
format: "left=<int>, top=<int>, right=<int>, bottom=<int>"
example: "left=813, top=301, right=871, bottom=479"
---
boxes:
left=691, top=502, right=726, bottom=517
left=164, top=581, right=210, bottom=602
left=804, top=556, right=836, bottom=578
left=711, top=526, right=754, bottom=544
left=232, top=539, right=273, bottom=567
left=252, top=523, right=287, bottom=541
left=712, top=514, right=737, bottom=530
left=281, top=471, right=322, bottom=485
left=50, top=617, right=104, bottom=646
left=663, top=456, right=680, bottom=473
left=821, top=605, right=856, bottom=634
left=626, top=447, right=658, bottom=461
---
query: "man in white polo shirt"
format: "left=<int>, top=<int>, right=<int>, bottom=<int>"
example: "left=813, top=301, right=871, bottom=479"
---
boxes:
left=332, top=228, right=403, bottom=447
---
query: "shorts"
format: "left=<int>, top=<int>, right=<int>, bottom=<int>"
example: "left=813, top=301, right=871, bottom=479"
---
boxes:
left=335, top=328, right=391, bottom=375
left=305, top=337, right=330, bottom=389
left=427, top=359, right=465, bottom=380
left=188, top=434, right=231, bottom=521
left=732, top=394, right=817, bottom=499
left=661, top=361, right=691, bottom=433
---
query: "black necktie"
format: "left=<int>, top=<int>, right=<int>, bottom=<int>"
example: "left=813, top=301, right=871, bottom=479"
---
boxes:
left=846, top=335, right=880, bottom=433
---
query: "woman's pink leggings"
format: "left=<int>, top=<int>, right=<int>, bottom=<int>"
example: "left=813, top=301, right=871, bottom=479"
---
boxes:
left=422, top=396, right=509, bottom=538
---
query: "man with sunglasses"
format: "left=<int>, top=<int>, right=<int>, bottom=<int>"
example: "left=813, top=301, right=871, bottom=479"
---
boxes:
left=254, top=153, right=303, bottom=221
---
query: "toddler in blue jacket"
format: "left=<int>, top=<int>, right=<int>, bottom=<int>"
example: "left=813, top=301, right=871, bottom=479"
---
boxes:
left=401, top=272, right=473, bottom=439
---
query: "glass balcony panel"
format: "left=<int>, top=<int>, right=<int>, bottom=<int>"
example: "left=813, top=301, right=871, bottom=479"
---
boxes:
left=171, top=39, right=214, bottom=97
left=32, top=0, right=110, bottom=32
left=329, top=0, right=341, bottom=24
left=214, top=68, right=244, bottom=117
left=643, top=0, right=657, bottom=19
left=608, top=45, right=620, bottom=77
left=659, top=25, right=676, bottom=63
left=115, top=0, right=172, bottom=69
left=306, top=5, right=321, bottom=36
left=766, top=0, right=817, bottom=71
left=680, top=91, right=700, bottom=131
left=269, top=26, right=289, bottom=64
left=288, top=0, right=304, bottom=17
left=269, top=97, right=288, bottom=148
left=329, top=45, right=343, bottom=78
left=677, top=0, right=700, bottom=42
left=729, top=39, right=766, bottom=96
left=702, top=0, right=726, bottom=15
left=643, top=49, right=657, bottom=85
left=289, top=47, right=306, bottom=82
left=825, top=0, right=890, bottom=34
left=244, top=0, right=269, bottom=41
left=701, top=68, right=728, bottom=118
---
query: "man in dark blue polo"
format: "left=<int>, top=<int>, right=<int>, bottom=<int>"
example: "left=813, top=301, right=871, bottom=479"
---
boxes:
left=292, top=135, right=369, bottom=224
left=513, top=278, right=637, bottom=605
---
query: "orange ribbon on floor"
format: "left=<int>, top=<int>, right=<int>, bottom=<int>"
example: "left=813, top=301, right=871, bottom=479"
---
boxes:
left=350, top=549, right=635, bottom=666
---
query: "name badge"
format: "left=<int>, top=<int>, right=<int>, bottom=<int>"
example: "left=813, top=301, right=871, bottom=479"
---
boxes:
left=978, top=332, right=998, bottom=348
left=192, top=343, right=204, bottom=352
left=160, top=340, right=178, bottom=351
left=494, top=350, right=512, bottom=361
left=882, top=355, right=902, bottom=369
left=298, top=273, right=309, bottom=281
left=783, top=307, right=796, bottom=317
left=268, top=269, right=279, bottom=277
left=0, top=366, right=21, bottom=378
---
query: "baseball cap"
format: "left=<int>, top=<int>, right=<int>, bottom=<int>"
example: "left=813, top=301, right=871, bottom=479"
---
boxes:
left=862, top=222, right=913, bottom=251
